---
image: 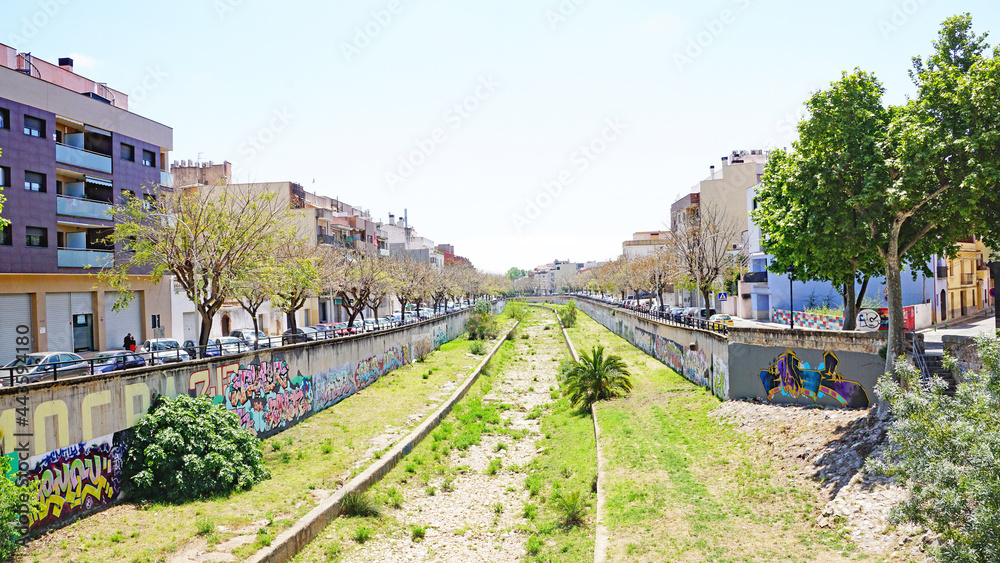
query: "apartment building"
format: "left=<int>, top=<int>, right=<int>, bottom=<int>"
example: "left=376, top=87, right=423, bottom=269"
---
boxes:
left=623, top=231, right=671, bottom=259
left=0, top=47, right=174, bottom=364
left=669, top=149, right=768, bottom=242
left=383, top=213, right=444, bottom=268
left=935, top=236, right=992, bottom=322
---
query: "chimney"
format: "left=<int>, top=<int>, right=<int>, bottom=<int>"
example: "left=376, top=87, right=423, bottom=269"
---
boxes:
left=389, top=213, right=395, bottom=226
left=58, top=57, right=74, bottom=72
left=710, top=165, right=716, bottom=178
left=721, top=156, right=729, bottom=167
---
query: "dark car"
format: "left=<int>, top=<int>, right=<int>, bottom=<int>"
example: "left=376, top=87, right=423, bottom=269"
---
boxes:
left=283, top=327, right=319, bottom=344
left=90, top=350, right=146, bottom=374
left=182, top=339, right=222, bottom=359
left=1, top=352, right=91, bottom=384
left=230, top=328, right=273, bottom=349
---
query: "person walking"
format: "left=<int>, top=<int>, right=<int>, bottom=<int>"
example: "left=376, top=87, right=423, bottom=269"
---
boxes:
left=124, top=333, right=136, bottom=351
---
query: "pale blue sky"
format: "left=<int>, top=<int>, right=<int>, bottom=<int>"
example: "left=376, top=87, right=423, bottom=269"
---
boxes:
left=8, top=0, right=999, bottom=272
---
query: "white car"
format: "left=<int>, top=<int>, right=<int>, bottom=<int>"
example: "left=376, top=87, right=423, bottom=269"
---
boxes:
left=213, top=336, right=247, bottom=355
left=140, top=339, right=190, bottom=365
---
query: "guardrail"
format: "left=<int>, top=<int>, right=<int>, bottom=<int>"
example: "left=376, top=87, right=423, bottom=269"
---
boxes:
left=560, top=294, right=731, bottom=336
left=0, top=302, right=491, bottom=387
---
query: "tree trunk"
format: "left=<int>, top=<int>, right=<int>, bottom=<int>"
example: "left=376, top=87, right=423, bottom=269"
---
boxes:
left=251, top=314, right=261, bottom=351
left=855, top=276, right=871, bottom=311
left=287, top=310, right=297, bottom=333
left=842, top=281, right=857, bottom=331
left=885, top=238, right=905, bottom=376
left=197, top=308, right=214, bottom=356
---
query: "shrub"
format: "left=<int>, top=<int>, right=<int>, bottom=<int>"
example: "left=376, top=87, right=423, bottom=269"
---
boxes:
left=552, top=489, right=589, bottom=527
left=353, top=526, right=372, bottom=544
left=527, top=535, right=543, bottom=556
left=558, top=301, right=578, bottom=328
left=386, top=487, right=404, bottom=509
left=525, top=474, right=543, bottom=496
left=469, top=340, right=488, bottom=355
left=195, top=516, right=215, bottom=536
left=466, top=299, right=498, bottom=340
left=125, top=394, right=269, bottom=503
left=562, top=345, right=633, bottom=409
left=0, top=459, right=35, bottom=560
left=411, top=524, right=426, bottom=541
left=505, top=301, right=528, bottom=321
left=486, top=458, right=503, bottom=475
left=341, top=491, right=381, bottom=517
left=867, top=337, right=1000, bottom=562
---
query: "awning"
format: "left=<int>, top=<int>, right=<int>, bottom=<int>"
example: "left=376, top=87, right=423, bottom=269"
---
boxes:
left=85, top=125, right=111, bottom=136
left=85, top=175, right=113, bottom=187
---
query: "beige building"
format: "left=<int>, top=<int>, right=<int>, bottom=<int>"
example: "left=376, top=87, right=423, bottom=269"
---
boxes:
left=623, top=231, right=672, bottom=259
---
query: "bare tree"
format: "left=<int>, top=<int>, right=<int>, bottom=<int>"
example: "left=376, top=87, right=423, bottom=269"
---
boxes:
left=668, top=204, right=746, bottom=309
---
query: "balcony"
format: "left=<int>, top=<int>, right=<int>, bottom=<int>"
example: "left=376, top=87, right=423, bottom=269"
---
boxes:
left=962, top=273, right=975, bottom=286
left=742, top=271, right=768, bottom=284
left=58, top=248, right=113, bottom=269
left=57, top=195, right=112, bottom=221
left=56, top=143, right=113, bottom=174
left=159, top=170, right=174, bottom=188
left=317, top=234, right=347, bottom=247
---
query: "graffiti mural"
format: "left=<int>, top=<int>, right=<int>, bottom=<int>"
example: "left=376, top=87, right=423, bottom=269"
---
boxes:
left=26, top=431, right=127, bottom=531
left=434, top=326, right=448, bottom=349
left=712, top=355, right=729, bottom=400
left=313, top=365, right=356, bottom=411
left=634, top=327, right=684, bottom=375
left=759, top=350, right=869, bottom=408
left=224, top=360, right=313, bottom=438
left=684, top=349, right=710, bottom=388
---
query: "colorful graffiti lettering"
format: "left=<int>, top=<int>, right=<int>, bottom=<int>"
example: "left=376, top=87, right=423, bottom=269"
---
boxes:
left=313, top=366, right=356, bottom=411
left=224, top=360, right=313, bottom=438
left=684, top=349, right=710, bottom=387
left=712, top=355, right=729, bottom=400
left=27, top=432, right=127, bottom=530
left=759, top=351, right=869, bottom=408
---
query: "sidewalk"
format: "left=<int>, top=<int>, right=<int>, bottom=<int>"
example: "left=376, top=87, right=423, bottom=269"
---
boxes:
left=918, top=313, right=998, bottom=344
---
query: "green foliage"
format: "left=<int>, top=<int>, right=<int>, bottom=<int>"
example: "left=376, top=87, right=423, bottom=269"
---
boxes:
left=527, top=535, right=543, bottom=555
left=465, top=298, right=498, bottom=340
left=486, top=458, right=503, bottom=475
left=353, top=526, right=372, bottom=544
left=195, top=516, right=215, bottom=536
left=525, top=474, right=543, bottom=497
left=468, top=340, right=488, bottom=355
left=411, top=524, right=426, bottom=541
left=341, top=491, right=381, bottom=518
left=125, top=394, right=269, bottom=503
left=506, top=267, right=528, bottom=280
left=385, top=487, right=403, bottom=509
left=505, top=300, right=528, bottom=321
left=562, top=345, right=633, bottom=409
left=558, top=301, right=578, bottom=328
left=552, top=489, right=590, bottom=527
left=867, top=337, right=1000, bottom=562
left=0, top=456, right=36, bottom=560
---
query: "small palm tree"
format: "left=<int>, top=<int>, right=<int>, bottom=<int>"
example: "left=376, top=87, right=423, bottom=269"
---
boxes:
left=563, top=345, right=632, bottom=409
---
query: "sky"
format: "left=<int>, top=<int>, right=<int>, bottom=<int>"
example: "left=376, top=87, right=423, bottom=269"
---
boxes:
left=6, top=0, right=1000, bottom=273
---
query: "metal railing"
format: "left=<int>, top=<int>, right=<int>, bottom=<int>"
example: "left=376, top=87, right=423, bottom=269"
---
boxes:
left=0, top=300, right=495, bottom=387
left=566, top=294, right=731, bottom=336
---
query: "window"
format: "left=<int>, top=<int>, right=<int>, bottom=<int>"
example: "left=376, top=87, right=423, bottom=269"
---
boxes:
left=24, top=171, right=46, bottom=192
left=0, top=166, right=9, bottom=188
left=23, top=115, right=44, bottom=138
left=142, top=149, right=155, bottom=167
left=0, top=108, right=8, bottom=130
left=26, top=227, right=47, bottom=248
left=121, top=143, right=135, bottom=162
left=0, top=224, right=11, bottom=246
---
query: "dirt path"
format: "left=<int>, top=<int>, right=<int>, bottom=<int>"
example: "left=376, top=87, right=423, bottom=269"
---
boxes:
left=336, top=316, right=566, bottom=563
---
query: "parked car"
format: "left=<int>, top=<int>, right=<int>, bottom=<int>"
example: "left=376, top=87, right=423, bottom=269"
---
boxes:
left=230, top=328, right=273, bottom=349
left=283, top=327, right=319, bottom=344
left=709, top=314, right=735, bottom=327
left=140, top=339, right=191, bottom=365
left=182, top=339, right=223, bottom=359
left=213, top=336, right=247, bottom=355
left=90, top=350, right=146, bottom=374
left=364, top=319, right=382, bottom=331
left=352, top=320, right=365, bottom=333
left=699, top=308, right=717, bottom=319
left=1, top=352, right=90, bottom=384
left=330, top=322, right=351, bottom=337
left=309, top=325, right=335, bottom=340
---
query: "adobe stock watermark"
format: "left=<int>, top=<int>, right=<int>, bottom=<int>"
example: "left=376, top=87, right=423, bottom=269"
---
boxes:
left=545, top=0, right=588, bottom=31
left=384, top=75, right=501, bottom=191
left=126, top=65, right=169, bottom=111
left=878, top=0, right=931, bottom=40
left=6, top=0, right=73, bottom=50
left=511, top=117, right=627, bottom=233
left=232, top=107, right=295, bottom=179
left=341, top=0, right=405, bottom=63
left=673, top=0, right=752, bottom=72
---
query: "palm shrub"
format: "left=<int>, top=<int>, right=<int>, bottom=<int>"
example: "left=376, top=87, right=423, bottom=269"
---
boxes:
left=552, top=489, right=590, bottom=527
left=563, top=345, right=632, bottom=409
left=866, top=336, right=1000, bottom=562
left=125, top=394, right=269, bottom=503
left=558, top=301, right=578, bottom=328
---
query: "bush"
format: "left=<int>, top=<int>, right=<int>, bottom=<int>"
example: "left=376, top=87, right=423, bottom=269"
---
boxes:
left=0, top=457, right=36, bottom=560
left=125, top=394, right=269, bottom=503
left=505, top=301, right=528, bottom=321
left=558, top=301, right=578, bottom=328
left=562, top=345, right=633, bottom=410
left=552, top=489, right=590, bottom=527
left=466, top=299, right=498, bottom=340
left=866, top=336, right=1000, bottom=562
left=341, top=491, right=381, bottom=517
left=469, top=340, right=488, bottom=355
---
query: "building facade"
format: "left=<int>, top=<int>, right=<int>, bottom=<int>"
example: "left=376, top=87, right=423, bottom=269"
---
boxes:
left=0, top=46, right=173, bottom=364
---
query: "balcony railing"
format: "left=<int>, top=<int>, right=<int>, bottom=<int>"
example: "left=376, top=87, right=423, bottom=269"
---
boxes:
left=159, top=170, right=174, bottom=188
left=57, top=195, right=112, bottom=221
left=58, top=248, right=113, bottom=269
left=317, top=234, right=347, bottom=247
left=56, top=143, right=113, bottom=174
left=962, top=273, right=975, bottom=285
left=742, top=271, right=768, bottom=283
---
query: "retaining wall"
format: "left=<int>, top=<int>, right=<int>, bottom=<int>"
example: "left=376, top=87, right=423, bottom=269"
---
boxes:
left=1, top=302, right=503, bottom=533
left=524, top=296, right=885, bottom=410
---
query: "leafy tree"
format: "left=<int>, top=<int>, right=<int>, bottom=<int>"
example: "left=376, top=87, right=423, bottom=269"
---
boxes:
left=101, top=185, right=291, bottom=348
left=332, top=249, right=391, bottom=325
left=867, top=336, right=1000, bottom=562
left=230, top=258, right=280, bottom=349
left=125, top=394, right=269, bottom=503
left=506, top=267, right=528, bottom=280
left=562, top=345, right=632, bottom=409
left=559, top=301, right=578, bottom=328
left=273, top=239, right=321, bottom=333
